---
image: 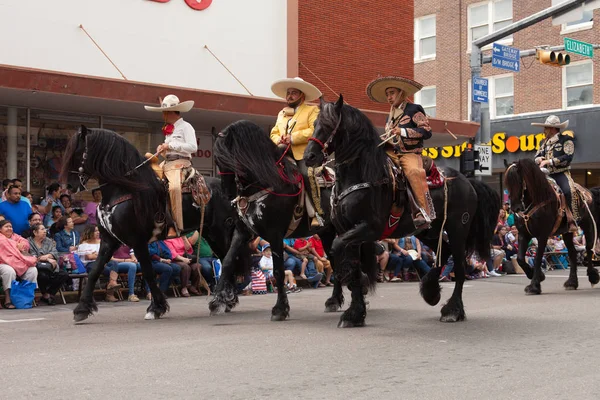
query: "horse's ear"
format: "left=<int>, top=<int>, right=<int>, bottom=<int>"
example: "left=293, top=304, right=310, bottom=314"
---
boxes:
left=335, top=94, right=344, bottom=114
left=319, top=96, right=325, bottom=109
left=79, top=125, right=88, bottom=138
left=503, top=159, right=509, bottom=168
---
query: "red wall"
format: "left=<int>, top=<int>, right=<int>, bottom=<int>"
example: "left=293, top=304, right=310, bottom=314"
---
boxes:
left=298, top=1, right=415, bottom=111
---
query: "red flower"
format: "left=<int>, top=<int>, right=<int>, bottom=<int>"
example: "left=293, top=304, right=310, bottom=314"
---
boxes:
left=162, top=123, right=175, bottom=136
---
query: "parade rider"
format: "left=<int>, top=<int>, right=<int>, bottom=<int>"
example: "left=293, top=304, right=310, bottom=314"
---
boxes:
left=532, top=115, right=578, bottom=232
left=366, top=76, right=434, bottom=229
left=270, top=77, right=323, bottom=228
left=145, top=95, right=197, bottom=234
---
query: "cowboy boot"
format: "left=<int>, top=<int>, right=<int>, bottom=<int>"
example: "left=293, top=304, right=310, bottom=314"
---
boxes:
left=105, top=271, right=120, bottom=302
left=565, top=208, right=578, bottom=232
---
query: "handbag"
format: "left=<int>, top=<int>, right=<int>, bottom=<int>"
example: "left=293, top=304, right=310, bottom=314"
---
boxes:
left=10, top=280, right=36, bottom=309
left=36, top=261, right=54, bottom=272
left=73, top=253, right=87, bottom=274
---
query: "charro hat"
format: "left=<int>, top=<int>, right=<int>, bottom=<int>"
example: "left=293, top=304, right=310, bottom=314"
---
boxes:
left=271, top=77, right=322, bottom=102
left=144, top=94, right=194, bottom=113
left=531, top=115, right=569, bottom=129
left=366, top=76, right=423, bottom=103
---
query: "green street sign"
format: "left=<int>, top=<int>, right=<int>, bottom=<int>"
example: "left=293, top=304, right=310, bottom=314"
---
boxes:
left=564, top=37, right=594, bottom=58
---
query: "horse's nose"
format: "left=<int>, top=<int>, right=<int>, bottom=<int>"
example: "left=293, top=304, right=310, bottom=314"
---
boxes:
left=305, top=152, right=316, bottom=164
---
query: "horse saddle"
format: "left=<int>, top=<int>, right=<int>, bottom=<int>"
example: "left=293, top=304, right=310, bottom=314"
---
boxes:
left=145, top=153, right=211, bottom=206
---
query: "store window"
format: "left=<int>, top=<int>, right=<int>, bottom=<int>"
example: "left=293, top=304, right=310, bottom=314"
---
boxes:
left=563, top=61, right=594, bottom=108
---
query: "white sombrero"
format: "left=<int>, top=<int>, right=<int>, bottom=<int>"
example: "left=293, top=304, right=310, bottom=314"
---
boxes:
left=144, top=94, right=194, bottom=113
left=531, top=115, right=569, bottom=129
left=271, top=77, right=322, bottom=102
left=366, top=76, right=423, bottom=103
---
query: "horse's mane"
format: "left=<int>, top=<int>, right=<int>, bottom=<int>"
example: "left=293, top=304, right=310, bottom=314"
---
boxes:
left=505, top=158, right=556, bottom=206
left=62, top=128, right=163, bottom=193
left=60, top=128, right=166, bottom=227
left=319, top=102, right=388, bottom=183
left=214, top=120, right=296, bottom=192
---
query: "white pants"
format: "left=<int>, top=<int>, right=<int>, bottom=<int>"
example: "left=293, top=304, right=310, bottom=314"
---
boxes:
left=0, top=264, right=38, bottom=290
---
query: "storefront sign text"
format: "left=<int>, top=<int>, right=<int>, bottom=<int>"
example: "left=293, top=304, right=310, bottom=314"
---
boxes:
left=149, top=0, right=213, bottom=11
left=422, top=132, right=546, bottom=159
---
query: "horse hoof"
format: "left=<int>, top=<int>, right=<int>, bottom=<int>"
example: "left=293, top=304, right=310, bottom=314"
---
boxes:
left=564, top=286, right=577, bottom=291
left=73, top=313, right=89, bottom=323
left=524, top=285, right=542, bottom=295
left=144, top=312, right=156, bottom=320
left=563, top=281, right=578, bottom=291
left=440, top=314, right=464, bottom=323
left=209, top=301, right=226, bottom=316
left=337, top=319, right=365, bottom=328
left=324, top=305, right=341, bottom=313
left=270, top=313, right=288, bottom=322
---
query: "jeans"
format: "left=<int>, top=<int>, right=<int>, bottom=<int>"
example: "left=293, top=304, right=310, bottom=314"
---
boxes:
left=398, top=254, right=431, bottom=276
left=442, top=256, right=454, bottom=278
left=198, top=257, right=217, bottom=287
left=386, top=253, right=404, bottom=276
left=150, top=261, right=177, bottom=293
left=114, top=262, right=140, bottom=296
left=284, top=255, right=304, bottom=274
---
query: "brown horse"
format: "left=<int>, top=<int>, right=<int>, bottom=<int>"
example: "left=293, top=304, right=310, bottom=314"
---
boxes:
left=504, top=158, right=600, bottom=294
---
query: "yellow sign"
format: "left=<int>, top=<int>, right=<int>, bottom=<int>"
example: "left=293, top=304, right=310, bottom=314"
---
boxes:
left=423, top=132, right=549, bottom=159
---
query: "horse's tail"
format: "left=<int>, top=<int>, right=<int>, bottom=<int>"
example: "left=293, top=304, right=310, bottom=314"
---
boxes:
left=466, top=179, right=501, bottom=260
left=360, top=241, right=379, bottom=293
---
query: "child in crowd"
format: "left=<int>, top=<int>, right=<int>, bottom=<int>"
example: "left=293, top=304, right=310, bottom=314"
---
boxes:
left=259, top=244, right=301, bottom=293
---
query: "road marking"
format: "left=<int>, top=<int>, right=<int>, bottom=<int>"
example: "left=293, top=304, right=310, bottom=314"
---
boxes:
left=0, top=318, right=46, bottom=323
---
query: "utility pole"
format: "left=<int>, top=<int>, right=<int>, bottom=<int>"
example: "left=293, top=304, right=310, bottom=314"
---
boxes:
left=470, top=0, right=592, bottom=145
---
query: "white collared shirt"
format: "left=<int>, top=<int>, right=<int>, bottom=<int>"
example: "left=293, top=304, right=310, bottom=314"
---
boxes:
left=165, top=118, right=197, bottom=158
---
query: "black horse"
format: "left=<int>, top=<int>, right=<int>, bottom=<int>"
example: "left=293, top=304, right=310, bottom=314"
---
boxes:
left=60, top=126, right=243, bottom=322
left=304, top=96, right=499, bottom=326
left=504, top=158, right=600, bottom=294
left=213, top=120, right=364, bottom=322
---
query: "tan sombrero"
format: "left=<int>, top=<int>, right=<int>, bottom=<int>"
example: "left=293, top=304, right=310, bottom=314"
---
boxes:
left=366, top=76, right=423, bottom=103
left=271, top=77, right=322, bottom=102
left=144, top=94, right=194, bottom=113
left=531, top=115, right=569, bottom=129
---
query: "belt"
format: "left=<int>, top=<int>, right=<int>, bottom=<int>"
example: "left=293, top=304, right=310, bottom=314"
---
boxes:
left=165, top=155, right=192, bottom=162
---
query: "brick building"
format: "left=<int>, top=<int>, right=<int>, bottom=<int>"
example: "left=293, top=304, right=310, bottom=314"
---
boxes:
left=414, top=0, right=600, bottom=189
left=298, top=0, right=415, bottom=111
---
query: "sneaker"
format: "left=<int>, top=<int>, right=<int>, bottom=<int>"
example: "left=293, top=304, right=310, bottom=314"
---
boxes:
left=291, top=286, right=302, bottom=293
left=439, top=276, right=451, bottom=282
left=494, top=269, right=506, bottom=275
left=389, top=276, right=401, bottom=282
left=128, top=294, right=140, bottom=302
left=488, top=270, right=502, bottom=277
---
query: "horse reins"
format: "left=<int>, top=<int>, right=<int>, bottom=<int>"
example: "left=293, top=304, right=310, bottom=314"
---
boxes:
left=308, top=108, right=342, bottom=159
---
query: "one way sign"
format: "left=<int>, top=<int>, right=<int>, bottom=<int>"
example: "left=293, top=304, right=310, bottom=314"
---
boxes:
left=474, top=144, right=492, bottom=176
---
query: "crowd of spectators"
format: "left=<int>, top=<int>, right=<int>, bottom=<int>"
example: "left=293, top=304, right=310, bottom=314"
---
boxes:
left=0, top=179, right=219, bottom=309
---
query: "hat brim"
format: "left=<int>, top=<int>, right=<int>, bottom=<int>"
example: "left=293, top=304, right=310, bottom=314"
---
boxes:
left=531, top=120, right=569, bottom=129
left=144, top=100, right=195, bottom=113
left=271, top=79, right=322, bottom=102
left=366, top=76, right=423, bottom=103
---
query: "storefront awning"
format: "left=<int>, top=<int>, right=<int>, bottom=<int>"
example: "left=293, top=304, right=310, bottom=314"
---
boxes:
left=0, top=64, right=479, bottom=142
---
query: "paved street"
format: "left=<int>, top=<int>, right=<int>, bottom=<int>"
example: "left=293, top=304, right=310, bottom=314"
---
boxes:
left=3, top=271, right=600, bottom=400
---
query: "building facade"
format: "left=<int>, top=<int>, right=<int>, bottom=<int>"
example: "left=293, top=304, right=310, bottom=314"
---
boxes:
left=414, top=0, right=600, bottom=191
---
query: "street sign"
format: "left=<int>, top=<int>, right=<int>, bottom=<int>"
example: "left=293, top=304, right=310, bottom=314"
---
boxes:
left=492, top=43, right=520, bottom=72
left=564, top=37, right=594, bottom=58
left=472, top=78, right=489, bottom=103
left=474, top=144, right=492, bottom=176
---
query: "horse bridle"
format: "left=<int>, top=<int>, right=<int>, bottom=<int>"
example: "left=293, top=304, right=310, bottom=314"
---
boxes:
left=308, top=110, right=342, bottom=159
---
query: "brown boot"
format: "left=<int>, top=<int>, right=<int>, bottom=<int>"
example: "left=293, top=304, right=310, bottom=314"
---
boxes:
left=105, top=271, right=120, bottom=302
left=565, top=209, right=578, bottom=232
left=311, top=217, right=320, bottom=228
left=413, top=213, right=430, bottom=229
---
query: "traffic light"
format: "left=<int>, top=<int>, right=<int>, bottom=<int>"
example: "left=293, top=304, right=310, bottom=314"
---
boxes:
left=536, top=49, right=570, bottom=66
left=460, top=147, right=478, bottom=177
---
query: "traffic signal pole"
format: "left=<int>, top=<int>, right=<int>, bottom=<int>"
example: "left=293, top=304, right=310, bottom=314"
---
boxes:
left=470, top=0, right=589, bottom=145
